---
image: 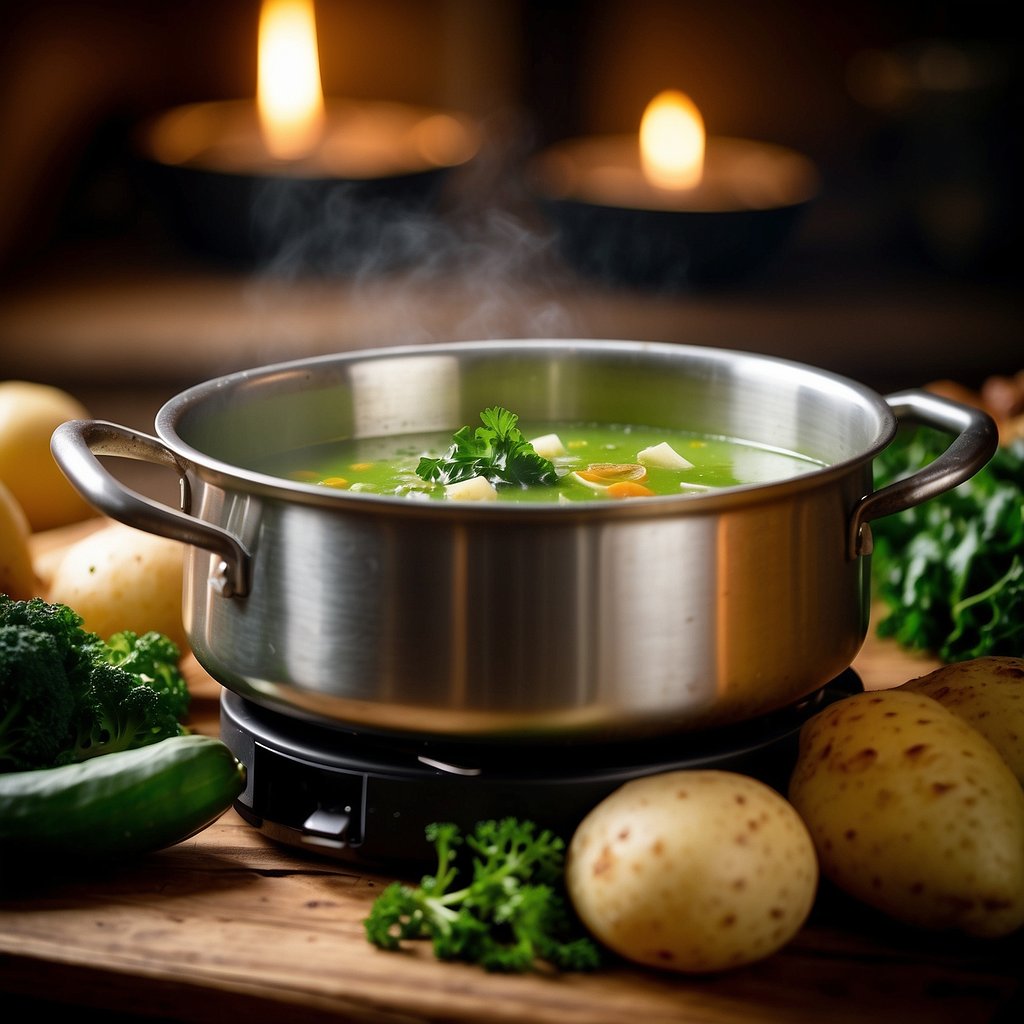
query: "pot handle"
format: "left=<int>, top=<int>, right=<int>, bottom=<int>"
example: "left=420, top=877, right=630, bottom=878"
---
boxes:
left=50, top=419, right=251, bottom=598
left=848, top=389, right=998, bottom=559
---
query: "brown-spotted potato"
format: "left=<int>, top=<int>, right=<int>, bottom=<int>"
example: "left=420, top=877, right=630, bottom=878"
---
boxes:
left=789, top=689, right=1024, bottom=937
left=565, top=769, right=818, bottom=973
left=900, top=657, right=1024, bottom=784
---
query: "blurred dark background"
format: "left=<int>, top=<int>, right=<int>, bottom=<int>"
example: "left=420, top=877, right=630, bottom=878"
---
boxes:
left=0, top=0, right=1020, bottom=412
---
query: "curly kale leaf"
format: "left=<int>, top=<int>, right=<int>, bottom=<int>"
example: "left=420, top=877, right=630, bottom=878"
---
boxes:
left=363, top=818, right=601, bottom=973
left=871, top=430, right=1024, bottom=660
left=416, top=407, right=558, bottom=489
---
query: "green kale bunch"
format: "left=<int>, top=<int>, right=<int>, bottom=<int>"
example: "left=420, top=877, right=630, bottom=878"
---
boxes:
left=364, top=817, right=601, bottom=973
left=871, top=429, right=1024, bottom=661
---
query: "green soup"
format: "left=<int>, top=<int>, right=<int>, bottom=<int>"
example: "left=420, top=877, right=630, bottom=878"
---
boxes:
left=253, top=421, right=825, bottom=503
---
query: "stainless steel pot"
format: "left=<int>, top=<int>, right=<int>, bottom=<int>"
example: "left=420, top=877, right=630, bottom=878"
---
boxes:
left=51, top=340, right=996, bottom=742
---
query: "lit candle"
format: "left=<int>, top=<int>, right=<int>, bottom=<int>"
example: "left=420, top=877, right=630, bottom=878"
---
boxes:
left=529, top=90, right=820, bottom=287
left=534, top=90, right=817, bottom=213
left=138, top=0, right=478, bottom=181
left=257, top=0, right=327, bottom=161
left=136, top=0, right=479, bottom=266
left=639, top=89, right=705, bottom=190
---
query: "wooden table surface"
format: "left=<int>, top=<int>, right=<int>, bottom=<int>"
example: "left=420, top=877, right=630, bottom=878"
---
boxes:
left=2, top=522, right=1021, bottom=1024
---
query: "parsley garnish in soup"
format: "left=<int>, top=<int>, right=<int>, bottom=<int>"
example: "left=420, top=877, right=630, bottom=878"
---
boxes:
left=255, top=407, right=824, bottom=503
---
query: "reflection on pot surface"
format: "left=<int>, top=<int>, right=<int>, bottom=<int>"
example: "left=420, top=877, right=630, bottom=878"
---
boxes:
left=51, top=340, right=997, bottom=743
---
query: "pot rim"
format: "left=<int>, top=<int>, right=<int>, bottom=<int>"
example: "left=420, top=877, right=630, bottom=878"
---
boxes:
left=153, top=338, right=897, bottom=518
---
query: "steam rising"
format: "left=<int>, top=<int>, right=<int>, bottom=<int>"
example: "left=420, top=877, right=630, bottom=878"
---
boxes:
left=241, top=112, right=583, bottom=358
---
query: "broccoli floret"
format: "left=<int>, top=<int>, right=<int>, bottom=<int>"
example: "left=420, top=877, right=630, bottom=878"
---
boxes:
left=0, top=625, right=77, bottom=771
left=0, top=596, right=189, bottom=770
left=0, top=595, right=88, bottom=640
left=62, top=660, right=184, bottom=763
left=93, top=630, right=190, bottom=721
left=0, top=595, right=97, bottom=690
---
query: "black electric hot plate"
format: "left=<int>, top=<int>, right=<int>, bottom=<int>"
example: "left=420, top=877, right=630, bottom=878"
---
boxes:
left=220, top=670, right=862, bottom=870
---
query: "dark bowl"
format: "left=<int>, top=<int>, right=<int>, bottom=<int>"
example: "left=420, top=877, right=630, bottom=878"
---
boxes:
left=140, top=159, right=454, bottom=273
left=528, top=134, right=819, bottom=291
left=136, top=98, right=479, bottom=274
left=536, top=194, right=814, bottom=290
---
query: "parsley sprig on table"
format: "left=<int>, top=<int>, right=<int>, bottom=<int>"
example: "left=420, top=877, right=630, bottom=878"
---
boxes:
left=416, top=407, right=558, bottom=488
left=363, top=817, right=601, bottom=973
left=871, top=428, right=1024, bottom=661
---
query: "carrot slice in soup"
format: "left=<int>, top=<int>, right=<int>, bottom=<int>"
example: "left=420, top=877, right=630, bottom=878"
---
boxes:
left=605, top=481, right=656, bottom=499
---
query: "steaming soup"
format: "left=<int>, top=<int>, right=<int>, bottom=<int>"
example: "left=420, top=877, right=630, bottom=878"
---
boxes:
left=255, top=420, right=825, bottom=503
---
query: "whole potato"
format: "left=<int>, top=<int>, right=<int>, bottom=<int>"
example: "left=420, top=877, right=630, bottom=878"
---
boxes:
left=0, top=479, right=39, bottom=600
left=789, top=689, right=1024, bottom=937
left=47, top=520, right=189, bottom=651
left=0, top=380, right=94, bottom=531
left=900, top=657, right=1024, bottom=784
left=566, top=769, right=818, bottom=973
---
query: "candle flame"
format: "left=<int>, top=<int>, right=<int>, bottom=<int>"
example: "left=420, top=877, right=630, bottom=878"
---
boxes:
left=639, top=90, right=705, bottom=190
left=257, top=0, right=326, bottom=160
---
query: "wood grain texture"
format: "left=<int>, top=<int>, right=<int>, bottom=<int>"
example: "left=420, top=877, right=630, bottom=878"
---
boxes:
left=3, top=522, right=1020, bottom=1023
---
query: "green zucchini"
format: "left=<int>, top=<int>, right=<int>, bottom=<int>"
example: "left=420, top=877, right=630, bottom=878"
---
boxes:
left=0, top=733, right=246, bottom=866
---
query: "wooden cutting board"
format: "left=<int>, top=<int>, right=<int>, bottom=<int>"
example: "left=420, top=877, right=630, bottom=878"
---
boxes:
left=2, top=519, right=1020, bottom=1024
